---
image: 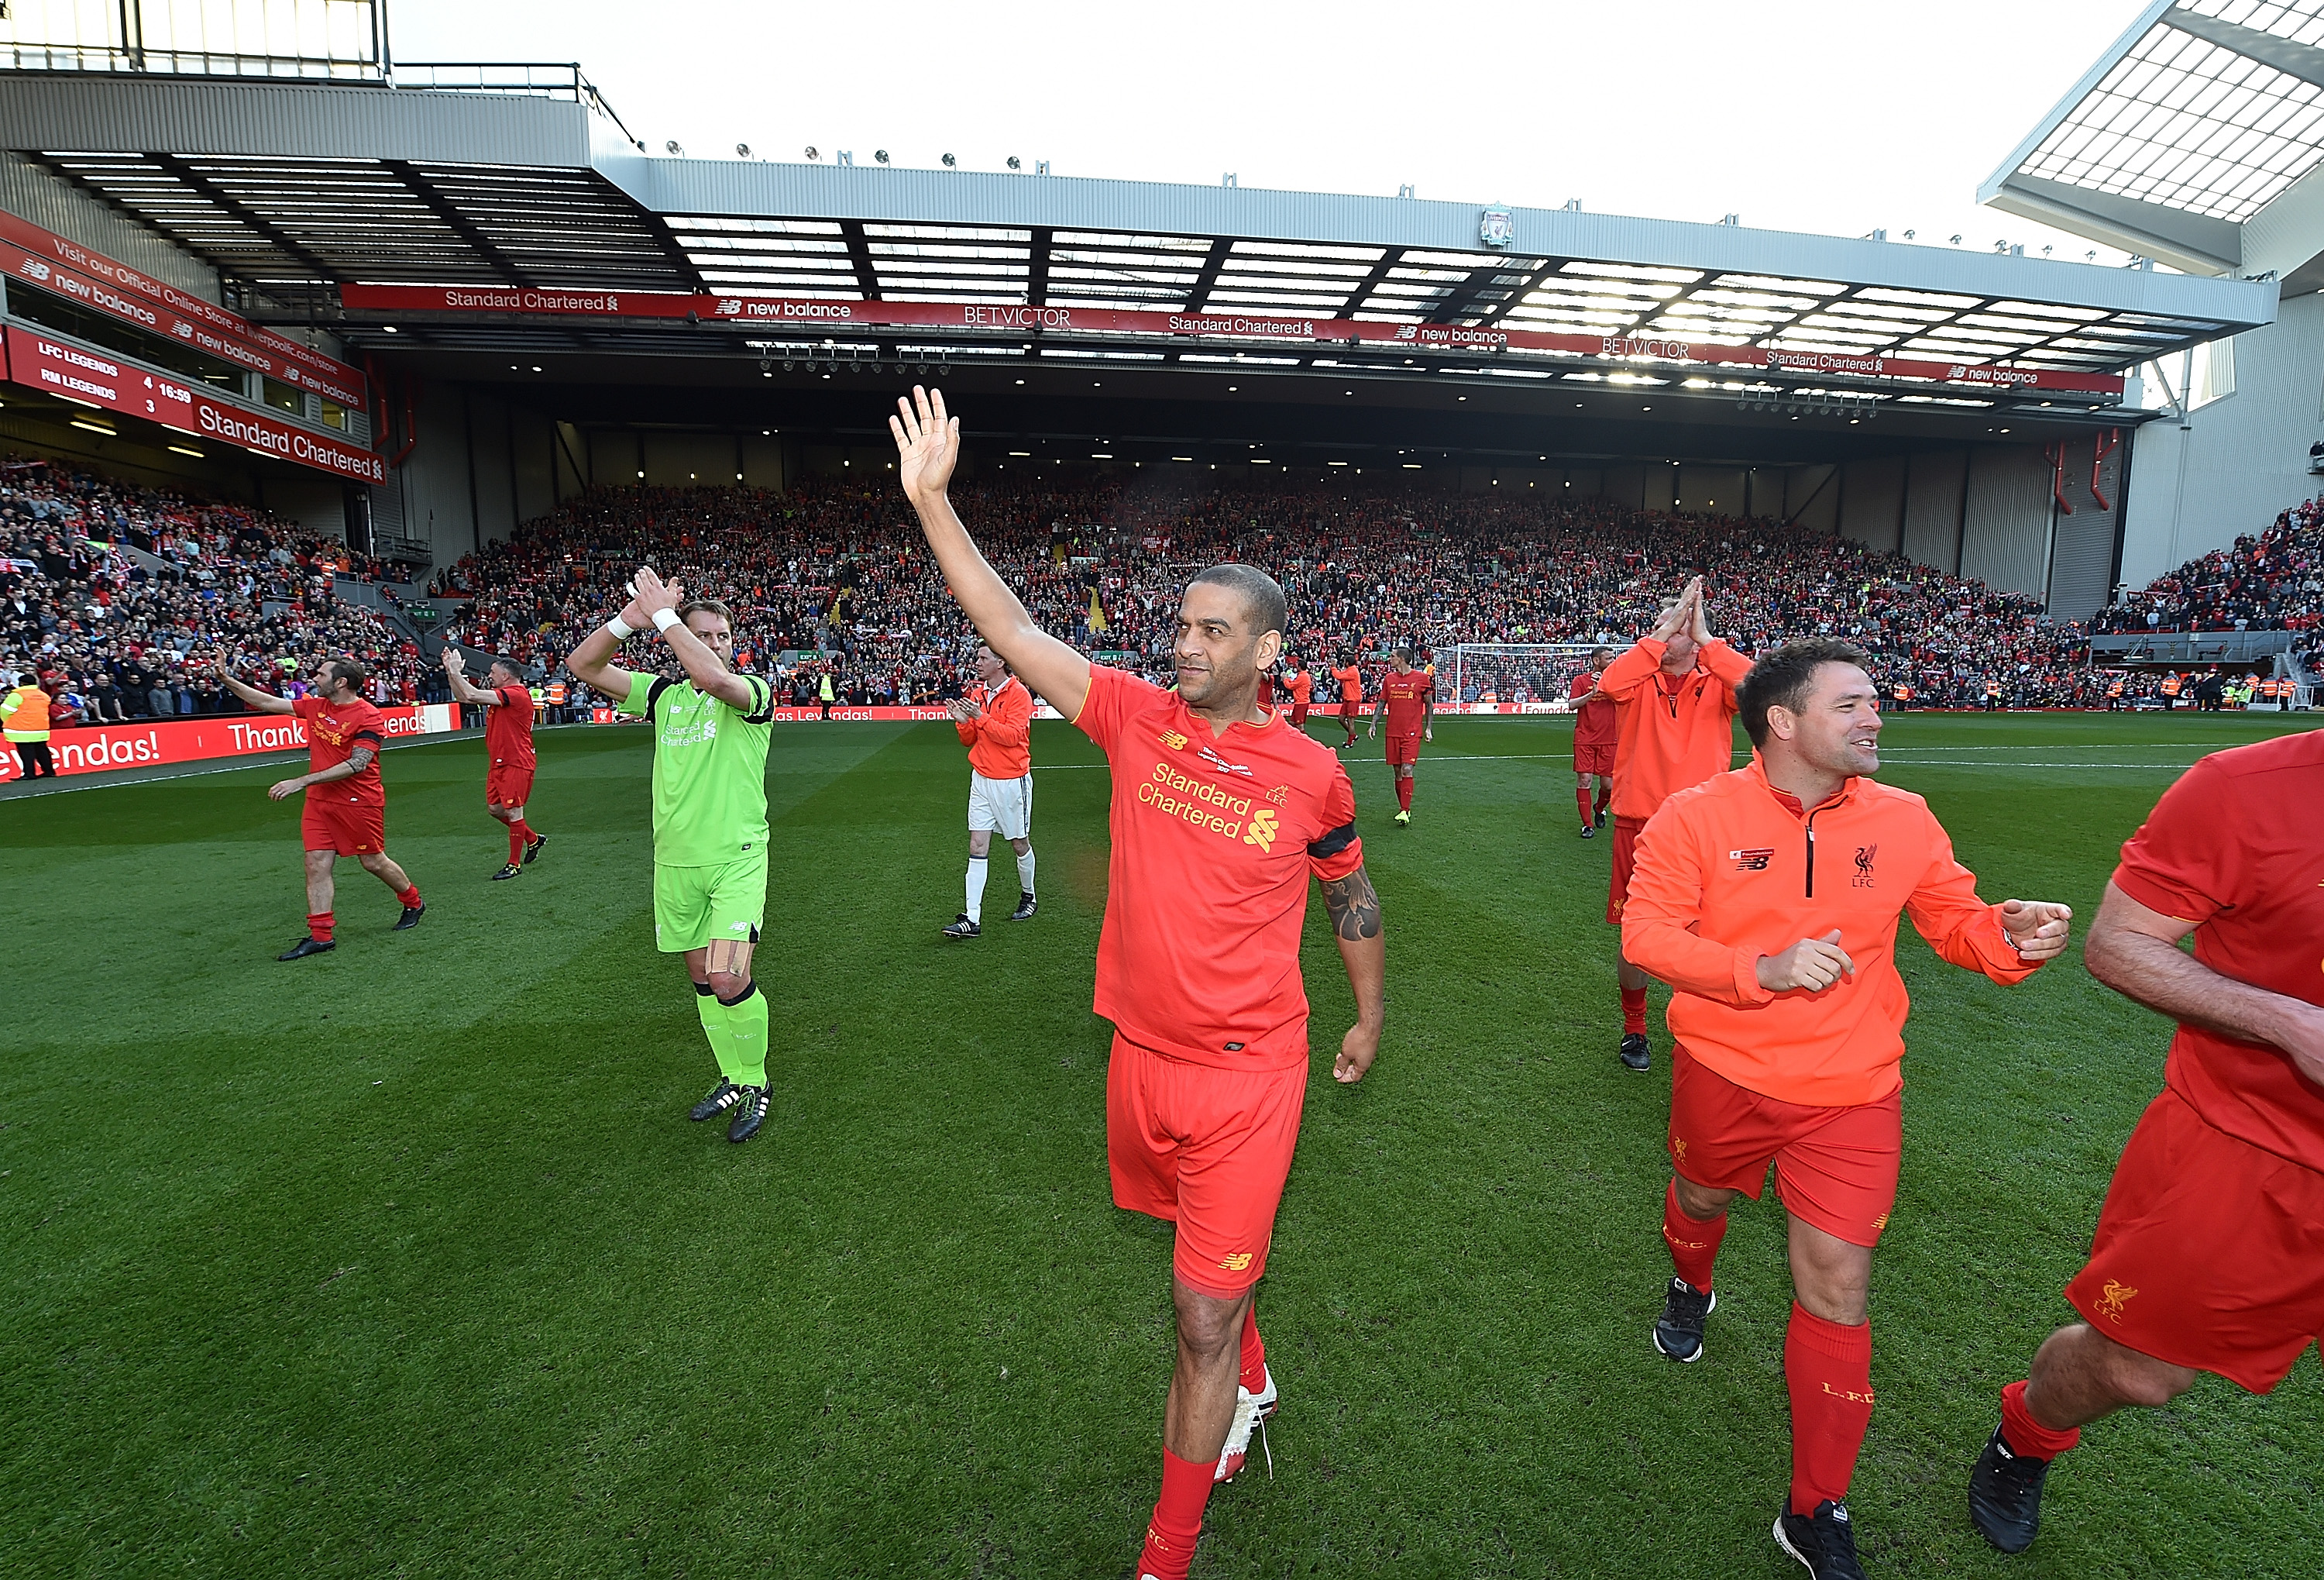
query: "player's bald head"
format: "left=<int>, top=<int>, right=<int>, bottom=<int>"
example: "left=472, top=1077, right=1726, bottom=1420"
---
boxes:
left=1184, top=563, right=1287, bottom=640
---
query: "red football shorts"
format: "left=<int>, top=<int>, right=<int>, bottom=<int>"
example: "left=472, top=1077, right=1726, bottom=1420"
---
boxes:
left=1339, top=700, right=1360, bottom=720
left=1107, top=1031, right=1308, bottom=1299
left=1668, top=1042, right=1901, bottom=1248
left=1291, top=703, right=1309, bottom=726
left=1384, top=732, right=1421, bottom=766
left=2063, top=1086, right=2324, bottom=1393
left=1607, top=814, right=1648, bottom=924
left=1573, top=742, right=1616, bottom=776
left=301, top=795, right=385, bottom=856
left=486, top=764, right=535, bottom=807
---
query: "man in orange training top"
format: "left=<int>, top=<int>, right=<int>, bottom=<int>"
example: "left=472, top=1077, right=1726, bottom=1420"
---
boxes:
left=1568, top=644, right=1618, bottom=838
left=1596, top=577, right=1750, bottom=1072
left=943, top=642, right=1037, bottom=938
left=1621, top=637, right=2072, bottom=1580
left=1964, top=729, right=2324, bottom=1558
left=1329, top=653, right=1363, bottom=749
left=1367, top=645, right=1434, bottom=826
left=1282, top=656, right=1314, bottom=733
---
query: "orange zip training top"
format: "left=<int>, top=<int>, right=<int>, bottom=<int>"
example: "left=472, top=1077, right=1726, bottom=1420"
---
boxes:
left=1621, top=756, right=2040, bottom=1107
left=956, top=674, right=1033, bottom=779
left=1596, top=635, right=1752, bottom=820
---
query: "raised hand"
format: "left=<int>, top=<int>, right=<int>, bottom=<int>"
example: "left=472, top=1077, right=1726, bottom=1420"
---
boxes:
left=890, top=386, right=961, bottom=505
left=2000, top=899, right=2074, bottom=962
left=1689, top=578, right=1714, bottom=645
left=1758, top=929, right=1854, bottom=993
left=631, top=566, right=682, bottom=620
left=440, top=647, right=465, bottom=675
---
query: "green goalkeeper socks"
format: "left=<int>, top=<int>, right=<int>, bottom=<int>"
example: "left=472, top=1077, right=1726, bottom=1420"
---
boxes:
left=718, top=981, right=770, bottom=1089
left=693, top=981, right=732, bottom=1077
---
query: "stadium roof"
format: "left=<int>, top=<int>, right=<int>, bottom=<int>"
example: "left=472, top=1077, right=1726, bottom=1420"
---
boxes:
left=1983, top=0, right=2324, bottom=291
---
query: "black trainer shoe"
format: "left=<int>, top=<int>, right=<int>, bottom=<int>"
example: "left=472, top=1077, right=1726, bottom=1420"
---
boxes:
left=523, top=833, right=548, bottom=865
left=689, top=1079, right=744, bottom=1122
left=1774, top=1499, right=1866, bottom=1580
left=727, top=1086, right=770, bottom=1143
left=1968, top=1424, right=2053, bottom=1554
left=943, top=913, right=982, bottom=939
left=1620, top=1032, right=1651, bottom=1072
left=1580, top=824, right=1596, bottom=839
left=491, top=862, right=522, bottom=881
left=1652, top=1276, right=1717, bottom=1363
left=1009, top=893, right=1037, bottom=921
left=394, top=904, right=425, bottom=931
left=1597, top=808, right=1610, bottom=828
left=277, top=935, right=335, bottom=961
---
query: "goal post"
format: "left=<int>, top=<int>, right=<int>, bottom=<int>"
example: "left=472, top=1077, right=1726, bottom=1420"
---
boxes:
left=1439, top=642, right=1605, bottom=711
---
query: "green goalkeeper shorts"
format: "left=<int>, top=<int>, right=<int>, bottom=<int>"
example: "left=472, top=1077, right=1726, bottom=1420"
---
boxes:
left=653, top=849, right=768, bottom=953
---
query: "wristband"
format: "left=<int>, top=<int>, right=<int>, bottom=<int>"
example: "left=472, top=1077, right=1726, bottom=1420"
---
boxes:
left=652, top=608, right=682, bottom=633
left=604, top=617, right=636, bottom=639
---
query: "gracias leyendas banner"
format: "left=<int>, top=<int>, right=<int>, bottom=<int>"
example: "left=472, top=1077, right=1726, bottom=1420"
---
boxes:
left=339, top=284, right=2126, bottom=396
left=0, top=703, right=460, bottom=783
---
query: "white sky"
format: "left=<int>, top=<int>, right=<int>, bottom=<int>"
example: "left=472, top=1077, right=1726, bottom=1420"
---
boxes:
left=388, top=0, right=2157, bottom=265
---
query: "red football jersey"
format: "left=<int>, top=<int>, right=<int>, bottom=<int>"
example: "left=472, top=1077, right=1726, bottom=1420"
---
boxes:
left=2112, top=732, right=2324, bottom=1171
left=486, top=683, right=537, bottom=771
left=1570, top=670, right=1619, bottom=746
left=1381, top=670, right=1432, bottom=735
left=1073, top=666, right=1366, bottom=1070
left=294, top=694, right=387, bottom=806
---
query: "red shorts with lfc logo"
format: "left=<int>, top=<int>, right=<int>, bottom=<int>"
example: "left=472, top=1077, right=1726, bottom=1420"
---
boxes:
left=486, top=764, right=535, bottom=807
left=1607, top=814, right=1648, bottom=924
left=1291, top=703, right=1309, bottom=727
left=1574, top=742, right=1616, bottom=777
left=1668, top=1042, right=1902, bottom=1248
left=1384, top=732, right=1421, bottom=766
left=301, top=795, right=386, bottom=856
left=2063, top=1086, right=2324, bottom=1393
left=1107, top=1031, right=1308, bottom=1299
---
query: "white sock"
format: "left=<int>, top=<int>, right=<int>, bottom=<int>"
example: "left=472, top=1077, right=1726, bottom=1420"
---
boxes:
left=1016, top=848, right=1036, bottom=899
left=965, top=856, right=988, bottom=924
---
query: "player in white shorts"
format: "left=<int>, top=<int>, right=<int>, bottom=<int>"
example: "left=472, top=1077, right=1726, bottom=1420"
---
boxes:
left=945, top=644, right=1038, bottom=938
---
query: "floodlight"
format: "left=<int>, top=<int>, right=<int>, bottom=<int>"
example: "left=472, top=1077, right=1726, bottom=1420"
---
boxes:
left=1007, top=156, right=1022, bottom=170
left=1903, top=229, right=1916, bottom=239
left=2087, top=250, right=2099, bottom=261
left=1949, top=234, right=1961, bottom=245
left=805, top=145, right=820, bottom=160
left=875, top=149, right=890, bottom=164
left=665, top=140, right=683, bottom=156
left=736, top=143, right=751, bottom=157
left=941, top=153, right=957, bottom=168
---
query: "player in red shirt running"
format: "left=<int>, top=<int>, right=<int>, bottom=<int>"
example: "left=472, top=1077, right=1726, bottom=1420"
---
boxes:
left=214, top=651, right=425, bottom=959
left=441, top=649, right=549, bottom=879
left=1281, top=656, right=1314, bottom=731
left=1329, top=655, right=1363, bottom=749
left=1965, top=731, right=2324, bottom=1559
left=1568, top=645, right=1618, bottom=838
left=1367, top=645, right=1434, bottom=826
left=893, top=387, right=1384, bottom=1580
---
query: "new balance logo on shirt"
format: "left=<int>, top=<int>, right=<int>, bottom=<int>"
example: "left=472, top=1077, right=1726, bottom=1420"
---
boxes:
left=1731, top=848, right=1775, bottom=871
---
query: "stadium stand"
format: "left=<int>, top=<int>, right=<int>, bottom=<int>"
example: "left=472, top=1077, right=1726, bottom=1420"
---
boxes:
left=0, top=454, right=425, bottom=723
left=435, top=474, right=2106, bottom=710
left=2094, top=496, right=2324, bottom=638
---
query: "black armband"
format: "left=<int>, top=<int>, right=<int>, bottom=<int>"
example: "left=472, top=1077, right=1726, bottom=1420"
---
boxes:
left=1308, top=820, right=1359, bottom=859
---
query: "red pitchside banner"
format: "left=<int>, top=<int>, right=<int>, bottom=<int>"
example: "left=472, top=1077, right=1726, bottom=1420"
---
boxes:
left=0, top=703, right=462, bottom=783
left=0, top=208, right=366, bottom=409
left=0, top=326, right=386, bottom=483
left=338, top=283, right=2126, bottom=395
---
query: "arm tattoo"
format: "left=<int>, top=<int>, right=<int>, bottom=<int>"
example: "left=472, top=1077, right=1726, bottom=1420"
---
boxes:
left=1321, top=864, right=1382, bottom=942
left=346, top=746, right=376, bottom=774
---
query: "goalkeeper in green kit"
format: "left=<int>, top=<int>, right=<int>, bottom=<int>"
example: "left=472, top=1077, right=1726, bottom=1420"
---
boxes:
left=568, top=566, right=779, bottom=1142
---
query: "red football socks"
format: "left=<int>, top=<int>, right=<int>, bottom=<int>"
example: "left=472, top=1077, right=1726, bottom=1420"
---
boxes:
left=507, top=826, right=528, bottom=864
left=1786, top=1302, right=1875, bottom=1515
left=1576, top=788, right=1594, bottom=826
left=306, top=910, right=334, bottom=943
left=1621, top=986, right=1648, bottom=1035
left=1139, top=1447, right=1215, bottom=1580
left=1661, top=1179, right=1728, bottom=1292
left=396, top=885, right=423, bottom=909
left=1593, top=785, right=1611, bottom=815
left=2000, top=1379, right=2082, bottom=1458
left=1396, top=777, right=1413, bottom=812
left=1239, top=1302, right=1267, bottom=1394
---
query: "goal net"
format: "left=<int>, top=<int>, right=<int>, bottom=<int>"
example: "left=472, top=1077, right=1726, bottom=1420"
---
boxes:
left=1439, top=643, right=1605, bottom=709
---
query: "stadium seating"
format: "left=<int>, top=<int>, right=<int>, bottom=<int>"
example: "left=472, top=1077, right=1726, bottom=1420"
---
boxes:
left=0, top=454, right=423, bottom=722
left=441, top=474, right=2105, bottom=708
left=2092, top=495, right=2324, bottom=638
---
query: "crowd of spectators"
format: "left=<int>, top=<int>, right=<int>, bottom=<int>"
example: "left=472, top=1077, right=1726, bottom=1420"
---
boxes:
left=0, top=455, right=424, bottom=725
left=438, top=472, right=2106, bottom=709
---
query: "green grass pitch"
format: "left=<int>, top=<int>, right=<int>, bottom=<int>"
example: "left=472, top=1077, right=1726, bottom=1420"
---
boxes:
left=4, top=710, right=2321, bottom=1577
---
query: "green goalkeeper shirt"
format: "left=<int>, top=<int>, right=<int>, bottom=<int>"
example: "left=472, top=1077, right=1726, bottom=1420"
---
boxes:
left=621, top=670, right=775, bottom=866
